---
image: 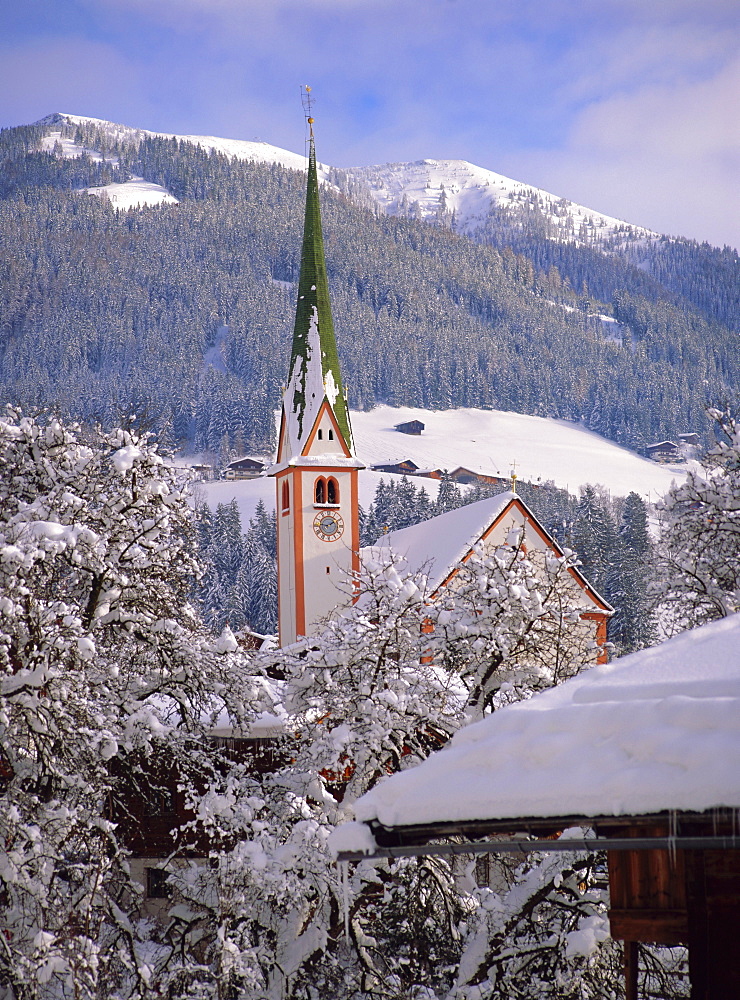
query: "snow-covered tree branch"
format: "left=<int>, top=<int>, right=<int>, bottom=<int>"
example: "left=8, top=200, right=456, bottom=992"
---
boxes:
left=0, top=409, right=248, bottom=1000
left=654, top=408, right=740, bottom=632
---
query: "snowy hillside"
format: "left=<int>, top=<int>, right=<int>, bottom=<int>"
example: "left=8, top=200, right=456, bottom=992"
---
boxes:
left=41, top=121, right=178, bottom=208
left=38, top=113, right=319, bottom=209
left=198, top=405, right=684, bottom=525
left=36, top=113, right=653, bottom=245
left=342, top=159, right=655, bottom=247
left=41, top=113, right=311, bottom=172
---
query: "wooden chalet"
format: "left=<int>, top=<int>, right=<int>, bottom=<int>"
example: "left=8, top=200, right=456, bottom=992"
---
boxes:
left=370, top=459, right=421, bottom=476
left=421, top=467, right=511, bottom=487
left=678, top=433, right=701, bottom=448
left=336, top=614, right=740, bottom=1000
left=646, top=441, right=681, bottom=463
left=223, top=456, right=266, bottom=480
left=112, top=714, right=289, bottom=905
left=447, top=466, right=508, bottom=487
left=190, top=463, right=215, bottom=482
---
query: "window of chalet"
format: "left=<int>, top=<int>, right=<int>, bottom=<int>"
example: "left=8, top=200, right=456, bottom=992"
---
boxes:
left=146, top=867, right=171, bottom=899
left=143, top=785, right=176, bottom=817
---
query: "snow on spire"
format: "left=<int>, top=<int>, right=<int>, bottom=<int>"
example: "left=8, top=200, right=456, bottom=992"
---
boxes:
left=281, top=116, right=354, bottom=460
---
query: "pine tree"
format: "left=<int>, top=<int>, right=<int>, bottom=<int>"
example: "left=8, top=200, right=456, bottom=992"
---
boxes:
left=571, top=485, right=617, bottom=597
left=607, top=492, right=656, bottom=654
left=435, top=471, right=464, bottom=515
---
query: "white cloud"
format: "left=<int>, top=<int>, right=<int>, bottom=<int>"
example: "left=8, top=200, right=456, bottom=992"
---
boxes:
left=504, top=55, right=740, bottom=247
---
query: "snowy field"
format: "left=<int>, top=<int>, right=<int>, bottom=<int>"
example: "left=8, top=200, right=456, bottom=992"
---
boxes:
left=196, top=405, right=685, bottom=525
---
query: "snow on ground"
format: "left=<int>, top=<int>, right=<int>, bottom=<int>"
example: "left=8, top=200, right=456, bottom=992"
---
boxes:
left=194, top=405, right=684, bottom=526
left=349, top=613, right=740, bottom=831
left=47, top=113, right=316, bottom=175
left=352, top=406, right=682, bottom=501
left=41, top=130, right=109, bottom=161
left=193, top=475, right=274, bottom=526
left=156, top=131, right=310, bottom=174
left=86, top=178, right=177, bottom=209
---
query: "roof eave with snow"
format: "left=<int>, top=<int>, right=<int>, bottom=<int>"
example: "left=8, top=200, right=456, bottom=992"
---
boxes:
left=349, top=615, right=740, bottom=836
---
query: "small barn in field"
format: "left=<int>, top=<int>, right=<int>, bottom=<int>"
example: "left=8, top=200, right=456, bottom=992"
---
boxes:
left=370, top=459, right=421, bottom=475
left=335, top=614, right=740, bottom=1000
left=394, top=419, right=425, bottom=436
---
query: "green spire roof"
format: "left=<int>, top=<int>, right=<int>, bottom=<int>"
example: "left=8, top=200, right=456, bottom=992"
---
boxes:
left=282, top=136, right=353, bottom=457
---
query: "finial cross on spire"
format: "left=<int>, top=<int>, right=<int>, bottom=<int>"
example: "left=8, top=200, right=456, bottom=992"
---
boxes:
left=301, top=84, right=315, bottom=138
left=510, top=459, right=519, bottom=494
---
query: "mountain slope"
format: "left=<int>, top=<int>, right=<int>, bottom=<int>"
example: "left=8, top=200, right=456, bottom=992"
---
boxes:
left=0, top=113, right=737, bottom=472
left=43, top=113, right=736, bottom=333
left=36, top=113, right=653, bottom=250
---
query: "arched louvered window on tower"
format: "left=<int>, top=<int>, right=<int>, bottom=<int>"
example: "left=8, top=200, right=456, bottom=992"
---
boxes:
left=281, top=480, right=290, bottom=514
left=327, top=477, right=339, bottom=504
left=315, top=477, right=326, bottom=505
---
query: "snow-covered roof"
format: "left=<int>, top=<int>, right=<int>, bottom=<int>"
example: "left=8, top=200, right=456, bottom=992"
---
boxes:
left=352, top=614, right=740, bottom=831
left=369, top=492, right=514, bottom=593
left=367, top=491, right=609, bottom=611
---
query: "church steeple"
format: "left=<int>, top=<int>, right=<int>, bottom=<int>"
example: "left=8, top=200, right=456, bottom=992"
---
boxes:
left=270, top=95, right=362, bottom=647
left=279, top=125, right=353, bottom=460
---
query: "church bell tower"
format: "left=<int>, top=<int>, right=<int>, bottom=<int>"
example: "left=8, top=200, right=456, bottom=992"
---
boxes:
left=269, top=97, right=362, bottom=646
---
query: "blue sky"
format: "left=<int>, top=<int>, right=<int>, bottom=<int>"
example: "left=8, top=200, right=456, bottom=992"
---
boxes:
left=1, top=0, right=738, bottom=248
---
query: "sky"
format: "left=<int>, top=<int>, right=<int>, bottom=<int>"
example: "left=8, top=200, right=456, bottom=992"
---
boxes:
left=1, top=0, right=738, bottom=249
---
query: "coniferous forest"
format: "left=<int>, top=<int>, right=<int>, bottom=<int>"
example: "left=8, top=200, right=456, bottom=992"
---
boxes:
left=1, top=115, right=738, bottom=461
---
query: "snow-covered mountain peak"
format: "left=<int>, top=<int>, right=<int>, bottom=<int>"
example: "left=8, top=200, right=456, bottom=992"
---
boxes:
left=342, top=157, right=656, bottom=248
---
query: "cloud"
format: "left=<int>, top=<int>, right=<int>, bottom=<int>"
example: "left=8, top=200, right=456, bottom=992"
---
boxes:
left=0, top=37, right=157, bottom=127
left=504, top=54, right=740, bottom=247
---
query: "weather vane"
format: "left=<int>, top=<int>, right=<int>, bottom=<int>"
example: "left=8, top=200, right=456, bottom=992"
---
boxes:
left=301, top=84, right=315, bottom=138
left=510, top=459, right=519, bottom=494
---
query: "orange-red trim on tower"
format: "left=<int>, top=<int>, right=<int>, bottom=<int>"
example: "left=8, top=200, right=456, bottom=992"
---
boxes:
left=302, top=400, right=353, bottom=458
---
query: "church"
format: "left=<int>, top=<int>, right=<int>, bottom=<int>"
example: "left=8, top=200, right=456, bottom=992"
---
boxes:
left=269, top=119, right=611, bottom=654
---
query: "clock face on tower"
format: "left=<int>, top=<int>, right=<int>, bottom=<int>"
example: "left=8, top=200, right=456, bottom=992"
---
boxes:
left=313, top=510, right=345, bottom=541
